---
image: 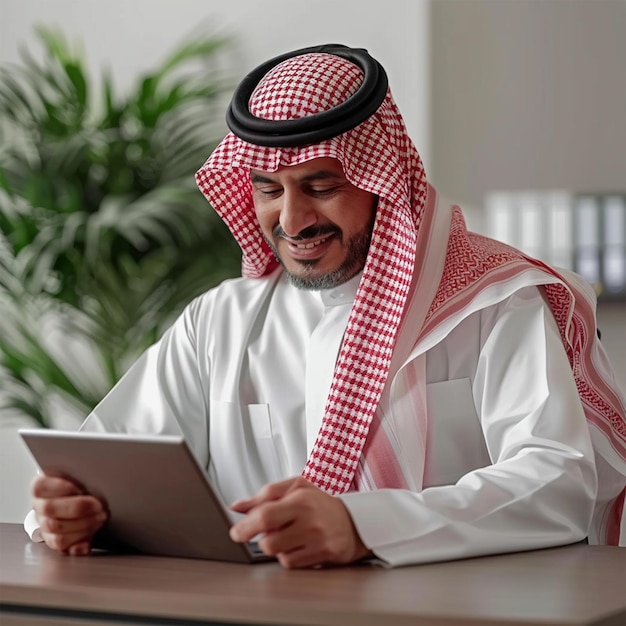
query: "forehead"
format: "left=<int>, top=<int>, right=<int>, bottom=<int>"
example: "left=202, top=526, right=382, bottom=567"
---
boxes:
left=249, top=157, right=346, bottom=181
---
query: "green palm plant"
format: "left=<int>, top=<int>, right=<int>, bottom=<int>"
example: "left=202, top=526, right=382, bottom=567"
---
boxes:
left=0, top=27, right=241, bottom=427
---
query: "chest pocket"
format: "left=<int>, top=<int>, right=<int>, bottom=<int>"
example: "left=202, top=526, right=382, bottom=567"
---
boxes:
left=247, top=404, right=287, bottom=484
left=423, top=378, right=490, bottom=487
left=209, top=401, right=287, bottom=503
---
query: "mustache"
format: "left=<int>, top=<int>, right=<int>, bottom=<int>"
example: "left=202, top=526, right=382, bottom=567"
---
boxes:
left=272, top=224, right=341, bottom=241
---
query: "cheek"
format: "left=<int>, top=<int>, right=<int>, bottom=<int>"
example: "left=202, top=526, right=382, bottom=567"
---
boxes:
left=342, top=198, right=376, bottom=235
left=254, top=203, right=277, bottom=237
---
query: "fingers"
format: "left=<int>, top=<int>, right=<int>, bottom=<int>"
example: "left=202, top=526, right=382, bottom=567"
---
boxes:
left=230, top=498, right=292, bottom=542
left=37, top=508, right=108, bottom=534
left=258, top=523, right=306, bottom=559
left=230, top=480, right=372, bottom=568
left=33, top=493, right=105, bottom=521
left=257, top=524, right=325, bottom=569
left=35, top=498, right=108, bottom=554
left=254, top=502, right=348, bottom=564
left=257, top=525, right=338, bottom=569
left=32, top=474, right=84, bottom=499
left=230, top=476, right=311, bottom=513
left=67, top=541, right=91, bottom=556
left=31, top=473, right=108, bottom=555
left=275, top=545, right=332, bottom=570
left=32, top=473, right=106, bottom=520
left=39, top=510, right=108, bottom=553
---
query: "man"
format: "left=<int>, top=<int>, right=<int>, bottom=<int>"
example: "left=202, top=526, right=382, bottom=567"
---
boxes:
left=27, top=44, right=626, bottom=568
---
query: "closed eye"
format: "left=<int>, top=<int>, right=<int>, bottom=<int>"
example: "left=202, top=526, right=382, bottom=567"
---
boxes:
left=307, top=185, right=343, bottom=197
left=254, top=185, right=283, bottom=197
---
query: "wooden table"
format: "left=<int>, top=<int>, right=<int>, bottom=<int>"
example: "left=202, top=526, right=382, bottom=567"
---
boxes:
left=1, top=523, right=625, bottom=626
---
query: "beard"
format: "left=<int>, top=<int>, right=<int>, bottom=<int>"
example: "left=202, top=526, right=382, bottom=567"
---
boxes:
left=266, top=214, right=376, bottom=291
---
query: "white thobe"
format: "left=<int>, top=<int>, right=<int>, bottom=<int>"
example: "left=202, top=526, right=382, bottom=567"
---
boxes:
left=25, top=268, right=619, bottom=566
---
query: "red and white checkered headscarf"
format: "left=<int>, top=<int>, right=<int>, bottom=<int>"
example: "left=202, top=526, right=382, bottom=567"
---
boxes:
left=196, top=51, right=427, bottom=495
left=196, top=49, right=626, bottom=541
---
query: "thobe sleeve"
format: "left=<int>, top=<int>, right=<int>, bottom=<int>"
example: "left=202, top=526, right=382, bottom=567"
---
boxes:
left=24, top=296, right=211, bottom=540
left=339, top=287, right=598, bottom=567
left=79, top=298, right=210, bottom=460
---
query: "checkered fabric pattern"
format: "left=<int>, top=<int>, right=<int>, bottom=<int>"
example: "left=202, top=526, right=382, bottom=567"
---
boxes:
left=248, top=53, right=363, bottom=122
left=196, top=50, right=626, bottom=529
left=196, top=51, right=427, bottom=494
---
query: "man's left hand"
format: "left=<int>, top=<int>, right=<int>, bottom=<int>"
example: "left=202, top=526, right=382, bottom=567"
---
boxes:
left=229, top=476, right=372, bottom=569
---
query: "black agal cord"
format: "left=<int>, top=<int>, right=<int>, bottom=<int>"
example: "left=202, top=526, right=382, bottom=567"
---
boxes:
left=226, top=44, right=388, bottom=147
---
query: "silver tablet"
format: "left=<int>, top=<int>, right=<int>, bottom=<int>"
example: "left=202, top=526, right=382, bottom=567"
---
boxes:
left=19, top=429, right=272, bottom=563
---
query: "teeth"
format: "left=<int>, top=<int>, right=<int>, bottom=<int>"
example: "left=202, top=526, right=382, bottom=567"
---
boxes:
left=295, top=236, right=328, bottom=249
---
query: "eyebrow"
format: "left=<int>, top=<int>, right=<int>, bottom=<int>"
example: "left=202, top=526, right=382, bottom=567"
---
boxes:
left=249, top=170, right=345, bottom=184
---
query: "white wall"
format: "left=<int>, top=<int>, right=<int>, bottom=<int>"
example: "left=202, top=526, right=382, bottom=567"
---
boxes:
left=0, top=0, right=431, bottom=167
left=430, top=0, right=626, bottom=207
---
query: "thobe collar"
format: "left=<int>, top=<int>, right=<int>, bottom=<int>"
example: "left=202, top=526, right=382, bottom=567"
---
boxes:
left=318, top=272, right=362, bottom=308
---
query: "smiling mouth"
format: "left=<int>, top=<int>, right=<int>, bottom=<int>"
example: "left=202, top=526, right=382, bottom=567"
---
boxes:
left=292, top=236, right=331, bottom=249
left=280, top=232, right=337, bottom=262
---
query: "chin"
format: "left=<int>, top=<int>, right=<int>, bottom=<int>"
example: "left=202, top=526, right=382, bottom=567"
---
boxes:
left=284, top=264, right=360, bottom=291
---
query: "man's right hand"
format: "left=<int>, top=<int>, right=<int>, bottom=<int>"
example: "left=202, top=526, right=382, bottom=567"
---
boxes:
left=31, top=474, right=108, bottom=555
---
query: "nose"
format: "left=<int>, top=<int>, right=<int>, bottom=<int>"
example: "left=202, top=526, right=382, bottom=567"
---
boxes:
left=278, top=189, right=317, bottom=238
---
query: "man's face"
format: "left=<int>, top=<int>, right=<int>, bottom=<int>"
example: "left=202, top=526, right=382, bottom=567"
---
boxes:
left=251, top=157, right=377, bottom=290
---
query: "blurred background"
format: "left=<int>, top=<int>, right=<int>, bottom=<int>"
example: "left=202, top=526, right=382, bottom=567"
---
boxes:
left=1, top=0, right=624, bottom=523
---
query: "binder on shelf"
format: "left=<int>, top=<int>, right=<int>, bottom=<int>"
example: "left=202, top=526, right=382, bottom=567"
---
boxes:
left=573, top=193, right=626, bottom=300
left=484, top=190, right=626, bottom=302
left=573, top=195, right=602, bottom=290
